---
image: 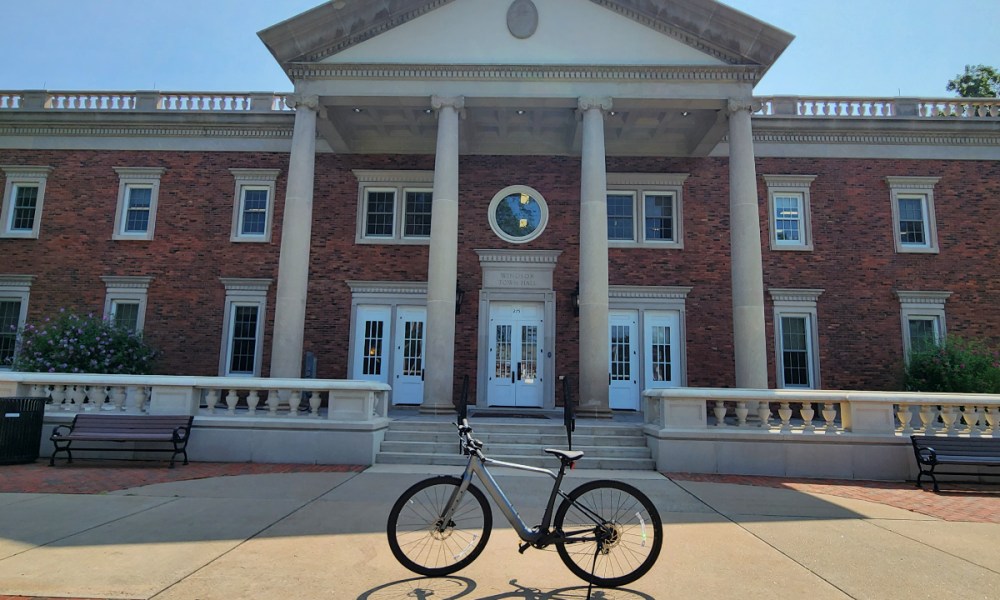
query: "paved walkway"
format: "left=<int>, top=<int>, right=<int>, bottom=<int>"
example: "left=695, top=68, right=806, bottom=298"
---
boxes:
left=1, top=460, right=998, bottom=599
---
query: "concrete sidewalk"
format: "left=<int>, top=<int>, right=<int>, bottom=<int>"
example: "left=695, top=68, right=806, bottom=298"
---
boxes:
left=1, top=465, right=998, bottom=600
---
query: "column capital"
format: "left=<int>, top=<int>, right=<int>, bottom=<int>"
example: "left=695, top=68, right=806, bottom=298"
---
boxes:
left=431, top=95, right=466, bottom=117
left=285, top=94, right=320, bottom=111
left=578, top=96, right=613, bottom=113
left=727, top=97, right=763, bottom=115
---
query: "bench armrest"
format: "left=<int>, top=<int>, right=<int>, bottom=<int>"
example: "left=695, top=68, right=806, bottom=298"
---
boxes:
left=172, top=426, right=190, bottom=441
left=916, top=446, right=937, bottom=464
left=50, top=424, right=72, bottom=440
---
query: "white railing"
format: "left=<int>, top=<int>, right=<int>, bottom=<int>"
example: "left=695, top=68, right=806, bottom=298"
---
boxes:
left=0, top=91, right=292, bottom=113
left=0, top=373, right=390, bottom=423
left=0, top=92, right=21, bottom=109
left=756, top=96, right=1000, bottom=119
left=643, top=388, right=1000, bottom=437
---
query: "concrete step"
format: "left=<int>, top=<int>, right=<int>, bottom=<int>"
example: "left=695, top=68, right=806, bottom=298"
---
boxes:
left=374, top=451, right=657, bottom=471
left=382, top=431, right=648, bottom=447
left=387, top=420, right=643, bottom=437
left=378, top=440, right=652, bottom=458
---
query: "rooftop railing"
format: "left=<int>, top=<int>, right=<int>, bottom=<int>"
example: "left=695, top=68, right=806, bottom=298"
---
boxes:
left=1, top=91, right=998, bottom=119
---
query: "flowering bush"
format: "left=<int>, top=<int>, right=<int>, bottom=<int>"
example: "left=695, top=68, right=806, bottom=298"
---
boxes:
left=11, top=311, right=157, bottom=374
left=903, top=335, right=1000, bottom=394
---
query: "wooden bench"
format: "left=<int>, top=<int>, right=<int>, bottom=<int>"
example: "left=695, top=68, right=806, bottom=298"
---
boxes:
left=910, top=435, right=1000, bottom=492
left=50, top=414, right=193, bottom=468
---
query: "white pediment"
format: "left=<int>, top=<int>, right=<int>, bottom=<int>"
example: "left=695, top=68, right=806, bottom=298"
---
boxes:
left=321, top=0, right=726, bottom=67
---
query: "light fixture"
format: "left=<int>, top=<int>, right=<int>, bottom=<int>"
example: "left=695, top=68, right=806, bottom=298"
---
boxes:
left=571, top=282, right=580, bottom=317
left=516, top=109, right=526, bottom=115
left=424, top=108, right=433, bottom=114
left=353, top=107, right=363, bottom=113
left=455, top=281, right=465, bottom=315
left=681, top=111, right=690, bottom=117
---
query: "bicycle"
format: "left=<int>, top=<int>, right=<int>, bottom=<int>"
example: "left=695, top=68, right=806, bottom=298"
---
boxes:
left=386, top=419, right=663, bottom=588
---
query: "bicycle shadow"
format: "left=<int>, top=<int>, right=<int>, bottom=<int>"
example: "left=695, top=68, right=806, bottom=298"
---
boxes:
left=358, top=577, right=654, bottom=600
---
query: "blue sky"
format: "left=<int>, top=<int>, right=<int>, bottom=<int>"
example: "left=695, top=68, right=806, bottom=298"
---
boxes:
left=1, top=0, right=996, bottom=97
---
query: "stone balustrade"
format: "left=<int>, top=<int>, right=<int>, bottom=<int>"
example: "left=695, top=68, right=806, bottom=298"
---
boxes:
left=643, top=387, right=999, bottom=437
left=0, top=372, right=390, bottom=422
left=756, top=96, right=1000, bottom=119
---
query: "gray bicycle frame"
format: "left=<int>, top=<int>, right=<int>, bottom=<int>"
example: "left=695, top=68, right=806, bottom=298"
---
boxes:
left=441, top=452, right=567, bottom=545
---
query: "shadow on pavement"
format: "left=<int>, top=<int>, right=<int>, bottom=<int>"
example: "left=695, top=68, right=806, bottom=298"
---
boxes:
left=358, top=576, right=655, bottom=600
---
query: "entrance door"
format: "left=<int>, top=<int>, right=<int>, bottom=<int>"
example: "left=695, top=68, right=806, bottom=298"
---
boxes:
left=487, top=302, right=544, bottom=408
left=392, top=306, right=426, bottom=405
left=644, top=311, right=681, bottom=389
left=609, top=310, right=639, bottom=410
left=352, top=306, right=390, bottom=384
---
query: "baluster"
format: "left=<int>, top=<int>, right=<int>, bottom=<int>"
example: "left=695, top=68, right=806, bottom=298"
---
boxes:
left=735, top=401, right=749, bottom=427
left=204, top=389, right=219, bottom=414
left=940, top=405, right=958, bottom=435
left=267, top=389, right=281, bottom=416
left=919, top=404, right=937, bottom=433
left=758, top=401, right=772, bottom=429
left=801, top=401, right=815, bottom=432
left=962, top=405, right=982, bottom=437
left=111, top=386, right=127, bottom=411
left=87, top=386, right=106, bottom=411
left=778, top=402, right=793, bottom=432
left=246, top=390, right=260, bottom=415
left=713, top=400, right=727, bottom=426
left=896, top=404, right=914, bottom=435
left=309, top=391, right=322, bottom=417
left=288, top=390, right=302, bottom=417
left=985, top=406, right=999, bottom=436
left=135, top=386, right=150, bottom=412
left=225, top=389, right=240, bottom=415
left=822, top=402, right=838, bottom=431
left=51, top=385, right=67, bottom=410
left=69, top=385, right=86, bottom=411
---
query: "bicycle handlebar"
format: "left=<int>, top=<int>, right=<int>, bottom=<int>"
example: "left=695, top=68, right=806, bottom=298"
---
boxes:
left=455, top=419, right=484, bottom=457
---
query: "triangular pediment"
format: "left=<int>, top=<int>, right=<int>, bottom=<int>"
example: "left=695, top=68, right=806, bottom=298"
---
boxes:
left=260, top=0, right=793, bottom=73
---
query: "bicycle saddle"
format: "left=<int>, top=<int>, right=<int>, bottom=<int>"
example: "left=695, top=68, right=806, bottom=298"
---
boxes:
left=544, top=448, right=584, bottom=463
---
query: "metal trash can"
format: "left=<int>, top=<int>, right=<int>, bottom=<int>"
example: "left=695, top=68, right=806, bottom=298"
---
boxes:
left=0, top=397, right=47, bottom=465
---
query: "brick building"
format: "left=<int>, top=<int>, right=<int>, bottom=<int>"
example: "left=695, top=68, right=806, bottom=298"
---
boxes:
left=2, top=0, right=998, bottom=418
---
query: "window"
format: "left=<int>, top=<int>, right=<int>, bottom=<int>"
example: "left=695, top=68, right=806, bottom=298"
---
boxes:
left=102, top=276, right=152, bottom=333
left=770, top=289, right=823, bottom=389
left=896, top=290, right=951, bottom=359
left=764, top=174, right=816, bottom=251
left=354, top=170, right=434, bottom=244
left=218, top=278, right=271, bottom=376
left=606, top=173, right=688, bottom=248
left=886, top=176, right=939, bottom=253
left=113, top=167, right=165, bottom=240
left=488, top=185, right=549, bottom=244
left=0, top=275, right=33, bottom=369
left=230, top=169, right=279, bottom=242
left=1, top=166, right=53, bottom=239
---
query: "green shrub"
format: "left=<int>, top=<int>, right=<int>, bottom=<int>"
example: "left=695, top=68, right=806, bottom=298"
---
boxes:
left=904, top=335, right=1000, bottom=394
left=11, top=310, right=157, bottom=374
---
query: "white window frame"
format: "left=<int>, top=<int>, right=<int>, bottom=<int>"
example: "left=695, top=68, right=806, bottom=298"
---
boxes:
left=1, top=166, right=53, bottom=239
left=353, top=170, right=434, bottom=245
left=0, top=274, right=33, bottom=370
left=113, top=167, right=165, bottom=241
left=229, top=169, right=279, bottom=242
left=770, top=288, right=823, bottom=389
left=218, top=278, right=271, bottom=377
left=764, top=174, right=816, bottom=251
left=101, top=276, right=152, bottom=333
left=606, top=173, right=688, bottom=249
left=886, top=176, right=940, bottom=254
left=896, top=290, right=951, bottom=360
left=487, top=184, right=550, bottom=244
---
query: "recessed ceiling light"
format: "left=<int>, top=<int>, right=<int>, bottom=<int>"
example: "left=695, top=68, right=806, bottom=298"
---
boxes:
left=353, top=108, right=363, bottom=113
left=516, top=109, right=526, bottom=115
left=681, top=111, right=690, bottom=117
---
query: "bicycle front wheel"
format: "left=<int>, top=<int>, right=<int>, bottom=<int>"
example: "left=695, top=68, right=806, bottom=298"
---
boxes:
left=386, top=475, right=493, bottom=577
left=554, top=479, right=663, bottom=587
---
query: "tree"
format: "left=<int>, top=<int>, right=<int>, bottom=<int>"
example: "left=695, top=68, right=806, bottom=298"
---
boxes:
left=946, top=65, right=1000, bottom=98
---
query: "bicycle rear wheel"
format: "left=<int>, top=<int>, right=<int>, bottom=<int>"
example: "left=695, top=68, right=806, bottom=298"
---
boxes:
left=386, top=475, right=492, bottom=577
left=554, top=479, right=662, bottom=587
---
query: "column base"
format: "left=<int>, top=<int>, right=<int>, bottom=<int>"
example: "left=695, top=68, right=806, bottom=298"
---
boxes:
left=575, top=407, right=613, bottom=419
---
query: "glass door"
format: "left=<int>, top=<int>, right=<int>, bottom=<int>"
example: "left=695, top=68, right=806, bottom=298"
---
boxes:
left=487, top=302, right=543, bottom=408
left=392, top=306, right=426, bottom=404
left=609, top=310, right=639, bottom=410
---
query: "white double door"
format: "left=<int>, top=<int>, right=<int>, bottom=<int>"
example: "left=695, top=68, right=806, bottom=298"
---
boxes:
left=608, top=310, right=680, bottom=410
left=487, top=302, right=544, bottom=408
left=352, top=305, right=426, bottom=405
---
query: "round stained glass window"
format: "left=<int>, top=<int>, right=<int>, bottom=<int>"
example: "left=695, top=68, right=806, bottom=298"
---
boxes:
left=488, top=185, right=548, bottom=244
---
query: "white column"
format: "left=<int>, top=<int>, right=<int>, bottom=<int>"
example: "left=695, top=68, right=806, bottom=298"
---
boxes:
left=577, top=97, right=612, bottom=418
left=728, top=99, right=768, bottom=389
left=421, top=96, right=464, bottom=414
left=270, top=95, right=318, bottom=378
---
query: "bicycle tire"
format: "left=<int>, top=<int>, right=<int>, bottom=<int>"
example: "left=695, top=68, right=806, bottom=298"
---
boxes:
left=553, top=479, right=663, bottom=587
left=386, top=475, right=493, bottom=577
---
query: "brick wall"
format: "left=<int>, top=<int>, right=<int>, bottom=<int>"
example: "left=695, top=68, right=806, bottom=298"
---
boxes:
left=2, top=149, right=997, bottom=395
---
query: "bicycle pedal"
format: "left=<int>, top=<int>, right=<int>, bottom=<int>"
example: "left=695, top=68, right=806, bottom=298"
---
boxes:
left=518, top=542, right=531, bottom=554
